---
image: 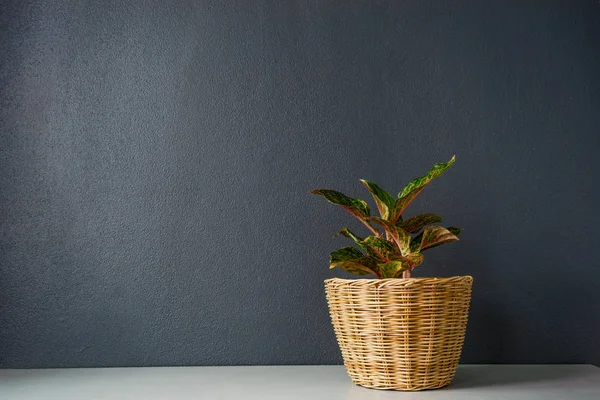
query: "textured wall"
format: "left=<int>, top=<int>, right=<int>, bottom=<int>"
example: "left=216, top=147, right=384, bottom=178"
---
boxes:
left=1, top=1, right=599, bottom=368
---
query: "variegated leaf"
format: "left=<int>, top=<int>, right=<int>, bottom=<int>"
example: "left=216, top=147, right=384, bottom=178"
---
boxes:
left=394, top=227, right=411, bottom=256
left=397, top=156, right=456, bottom=199
left=359, top=180, right=394, bottom=220
left=391, top=156, right=455, bottom=223
left=367, top=217, right=411, bottom=256
left=367, top=217, right=398, bottom=236
left=336, top=228, right=391, bottom=262
left=410, top=232, right=423, bottom=253
left=335, top=228, right=365, bottom=248
left=405, top=252, right=424, bottom=268
left=330, top=246, right=364, bottom=263
left=310, top=189, right=370, bottom=219
left=395, top=214, right=403, bottom=226
left=448, top=227, right=462, bottom=236
left=336, top=228, right=389, bottom=261
left=363, top=235, right=395, bottom=260
left=333, top=261, right=378, bottom=276
left=419, top=226, right=459, bottom=251
left=400, top=213, right=443, bottom=233
left=377, top=260, right=409, bottom=278
left=329, top=247, right=378, bottom=276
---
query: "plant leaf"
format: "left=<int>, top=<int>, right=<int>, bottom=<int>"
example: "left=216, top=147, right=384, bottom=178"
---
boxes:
left=394, top=227, right=411, bottom=256
left=405, top=252, right=424, bottom=268
left=330, top=246, right=364, bottom=263
left=359, top=180, right=394, bottom=220
left=310, top=189, right=370, bottom=219
left=332, top=261, right=377, bottom=276
left=447, top=227, right=462, bottom=236
left=378, top=260, right=409, bottom=278
left=368, top=217, right=411, bottom=256
left=410, top=232, right=423, bottom=253
left=336, top=228, right=395, bottom=262
left=379, top=249, right=426, bottom=277
left=391, top=156, right=455, bottom=223
left=329, top=247, right=378, bottom=276
left=397, top=156, right=456, bottom=199
left=419, top=226, right=459, bottom=252
left=363, top=235, right=395, bottom=260
left=400, top=213, right=443, bottom=233
left=335, top=228, right=365, bottom=248
left=367, top=217, right=397, bottom=235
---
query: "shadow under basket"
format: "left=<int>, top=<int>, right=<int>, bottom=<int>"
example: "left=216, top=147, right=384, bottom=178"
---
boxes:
left=324, top=276, right=473, bottom=391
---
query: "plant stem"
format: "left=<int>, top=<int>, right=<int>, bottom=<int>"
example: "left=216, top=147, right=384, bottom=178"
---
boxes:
left=402, top=261, right=414, bottom=279
left=361, top=220, right=380, bottom=237
left=345, top=209, right=381, bottom=237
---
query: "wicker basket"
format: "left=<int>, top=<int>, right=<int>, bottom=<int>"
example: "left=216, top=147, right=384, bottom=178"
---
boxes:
left=324, top=276, right=473, bottom=391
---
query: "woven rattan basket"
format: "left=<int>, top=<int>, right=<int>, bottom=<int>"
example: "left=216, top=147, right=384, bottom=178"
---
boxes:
left=325, top=276, right=473, bottom=391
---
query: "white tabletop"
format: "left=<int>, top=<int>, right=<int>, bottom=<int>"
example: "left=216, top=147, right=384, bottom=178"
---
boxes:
left=0, top=365, right=599, bottom=399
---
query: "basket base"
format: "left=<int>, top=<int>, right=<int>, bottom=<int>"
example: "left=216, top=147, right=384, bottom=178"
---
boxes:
left=350, top=375, right=453, bottom=391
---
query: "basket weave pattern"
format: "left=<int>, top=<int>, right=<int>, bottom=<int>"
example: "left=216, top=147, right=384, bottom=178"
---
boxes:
left=325, top=276, right=473, bottom=391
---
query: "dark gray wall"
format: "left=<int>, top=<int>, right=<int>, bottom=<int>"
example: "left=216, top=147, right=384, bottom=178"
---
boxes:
left=1, top=0, right=599, bottom=368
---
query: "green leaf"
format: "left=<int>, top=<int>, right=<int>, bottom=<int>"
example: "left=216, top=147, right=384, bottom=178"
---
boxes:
left=394, top=227, right=411, bottom=256
left=363, top=236, right=394, bottom=251
left=329, top=247, right=379, bottom=276
left=310, top=189, right=370, bottom=219
left=400, top=213, right=443, bottom=233
left=379, top=250, right=426, bottom=277
left=335, top=228, right=365, bottom=248
left=447, top=227, right=462, bottom=236
left=377, top=260, right=409, bottom=278
left=366, top=217, right=398, bottom=237
left=419, top=226, right=459, bottom=251
left=368, top=217, right=411, bottom=256
left=330, top=246, right=364, bottom=263
left=397, top=156, right=456, bottom=199
left=405, top=252, right=424, bottom=268
left=336, top=228, right=395, bottom=262
left=332, top=261, right=377, bottom=276
left=363, top=235, right=395, bottom=260
left=359, top=180, right=394, bottom=220
left=391, top=156, right=455, bottom=223
left=410, top=232, right=423, bottom=253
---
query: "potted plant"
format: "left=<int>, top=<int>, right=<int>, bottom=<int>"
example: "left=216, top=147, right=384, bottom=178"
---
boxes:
left=311, top=155, right=472, bottom=391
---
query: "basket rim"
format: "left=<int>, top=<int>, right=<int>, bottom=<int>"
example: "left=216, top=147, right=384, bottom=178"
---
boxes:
left=325, top=276, right=473, bottom=283
left=324, top=276, right=473, bottom=288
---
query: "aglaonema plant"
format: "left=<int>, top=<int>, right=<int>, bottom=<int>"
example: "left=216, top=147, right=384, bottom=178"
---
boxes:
left=311, top=156, right=461, bottom=279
